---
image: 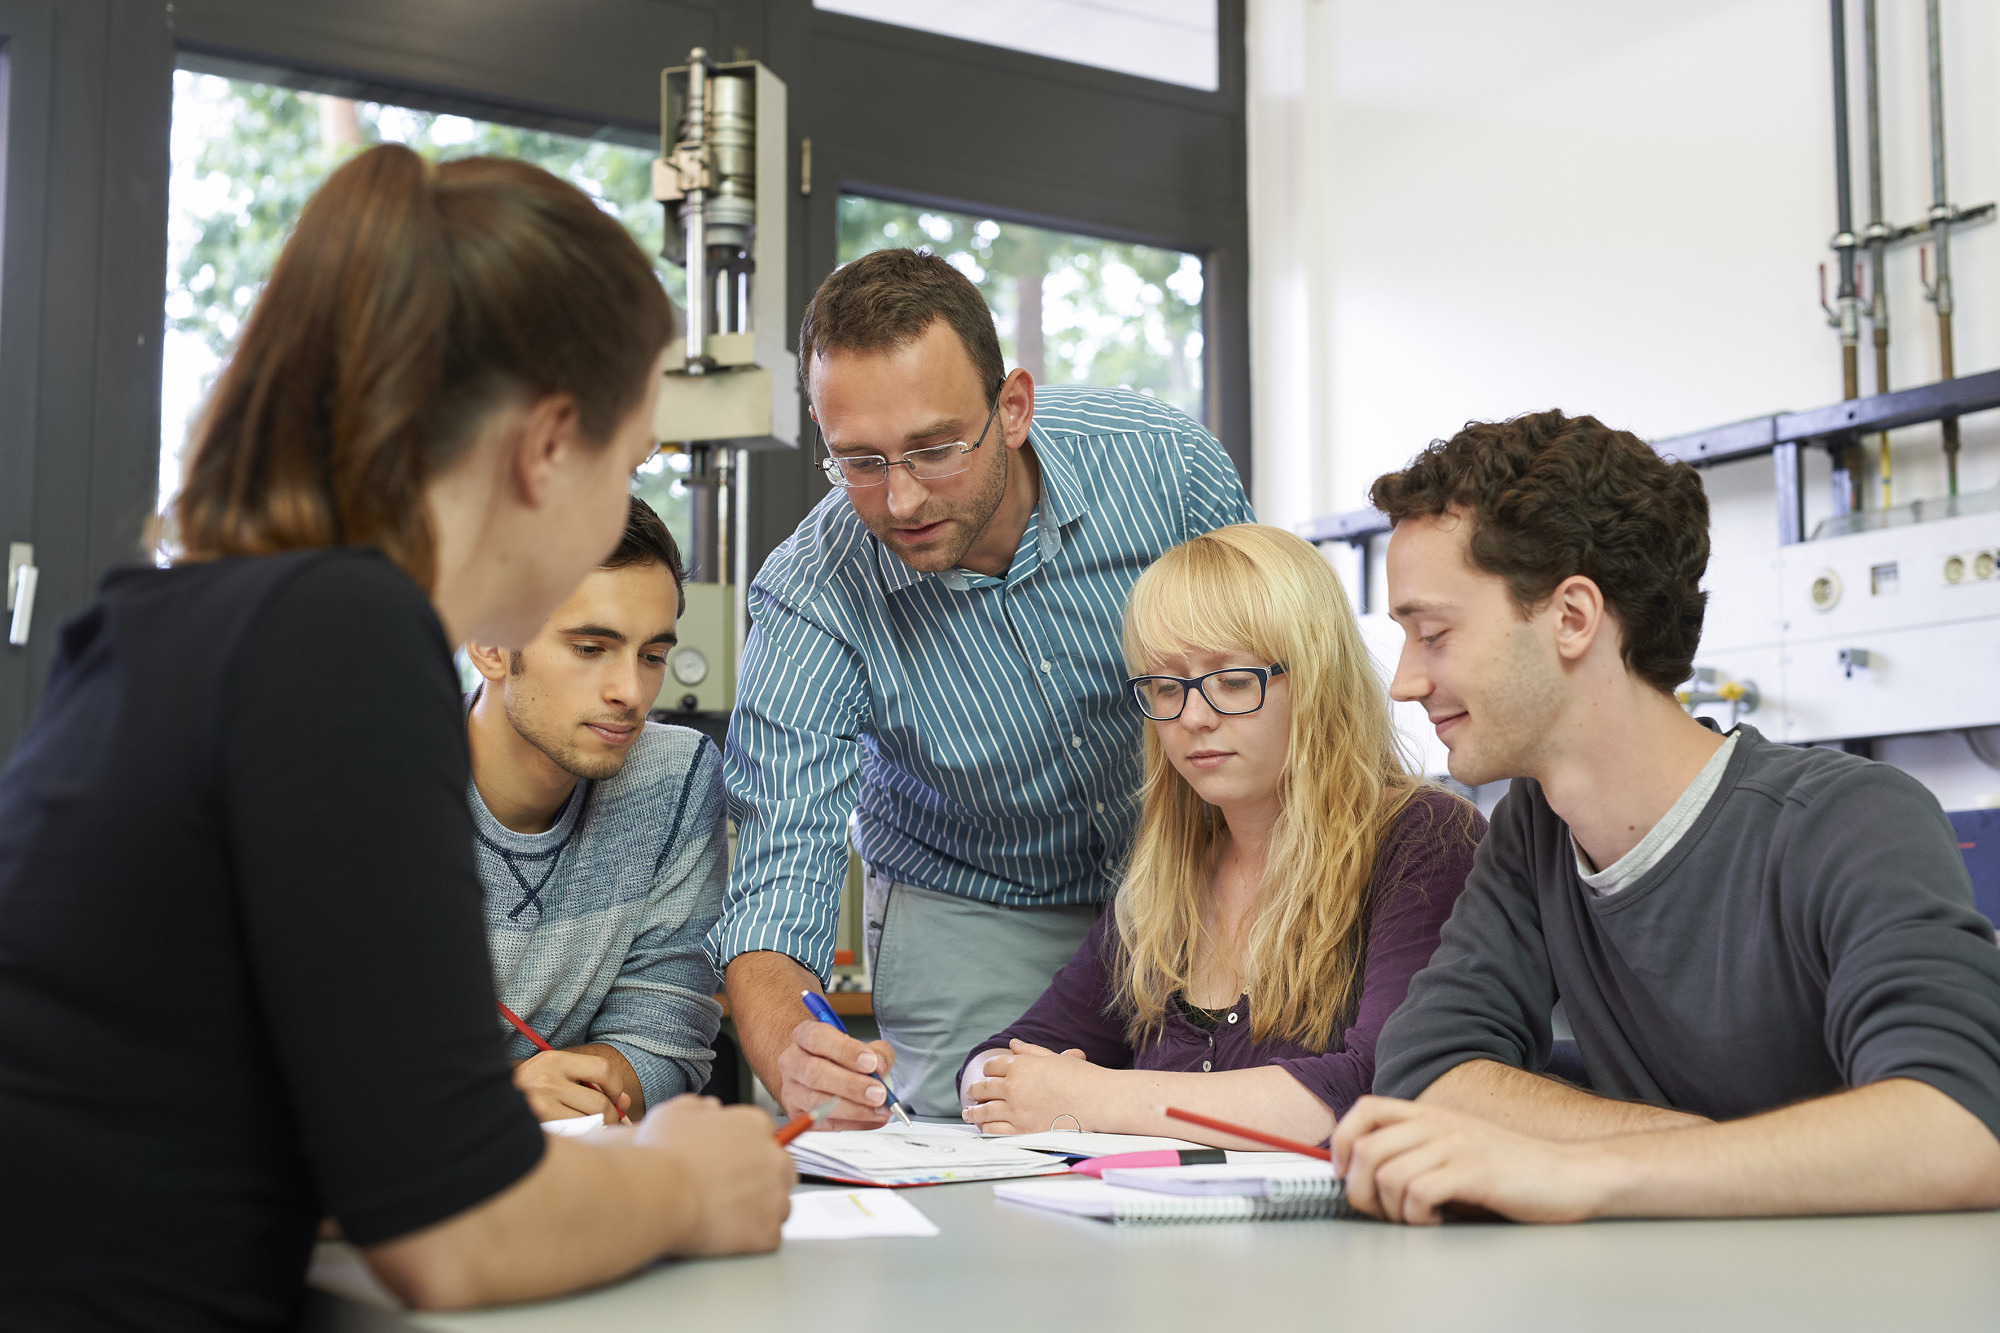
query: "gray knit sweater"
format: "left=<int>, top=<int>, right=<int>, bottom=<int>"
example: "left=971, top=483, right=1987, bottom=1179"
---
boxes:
left=1376, top=725, right=2000, bottom=1139
left=468, top=712, right=726, bottom=1108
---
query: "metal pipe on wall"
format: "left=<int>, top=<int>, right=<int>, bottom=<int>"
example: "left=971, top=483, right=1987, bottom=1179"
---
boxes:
left=681, top=50, right=711, bottom=375
left=686, top=444, right=722, bottom=582
left=1827, top=0, right=1863, bottom=513
left=1923, top=0, right=1961, bottom=495
left=706, top=69, right=758, bottom=341
left=1863, top=0, right=1892, bottom=508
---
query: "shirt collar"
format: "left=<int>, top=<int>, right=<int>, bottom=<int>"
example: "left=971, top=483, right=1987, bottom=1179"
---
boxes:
left=874, top=416, right=1091, bottom=595
left=1031, top=418, right=1088, bottom=531
left=877, top=539, right=930, bottom=594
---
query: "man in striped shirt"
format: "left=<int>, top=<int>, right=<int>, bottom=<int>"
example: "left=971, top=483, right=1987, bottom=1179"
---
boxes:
left=713, top=248, right=1253, bottom=1121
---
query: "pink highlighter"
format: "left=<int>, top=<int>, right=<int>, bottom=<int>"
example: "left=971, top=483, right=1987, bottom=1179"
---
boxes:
left=1071, top=1148, right=1228, bottom=1177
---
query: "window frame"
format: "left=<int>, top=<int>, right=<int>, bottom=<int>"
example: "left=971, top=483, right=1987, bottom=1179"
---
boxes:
left=0, top=0, right=173, bottom=756
left=782, top=4, right=1250, bottom=566
left=0, top=0, right=1249, bottom=753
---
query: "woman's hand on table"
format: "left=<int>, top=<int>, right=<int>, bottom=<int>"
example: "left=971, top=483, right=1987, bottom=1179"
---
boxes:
left=962, top=1039, right=1103, bottom=1134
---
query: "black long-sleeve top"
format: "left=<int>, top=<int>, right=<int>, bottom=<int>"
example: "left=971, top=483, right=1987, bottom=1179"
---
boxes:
left=0, top=550, right=546, bottom=1330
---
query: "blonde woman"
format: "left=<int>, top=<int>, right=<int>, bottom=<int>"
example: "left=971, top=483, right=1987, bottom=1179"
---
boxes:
left=958, top=524, right=1482, bottom=1144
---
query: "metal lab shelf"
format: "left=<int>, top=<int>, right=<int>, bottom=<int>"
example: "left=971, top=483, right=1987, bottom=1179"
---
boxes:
left=1301, top=370, right=2000, bottom=609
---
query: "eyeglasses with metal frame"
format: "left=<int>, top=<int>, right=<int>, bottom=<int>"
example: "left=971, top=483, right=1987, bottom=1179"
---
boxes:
left=817, top=397, right=1003, bottom=488
left=1123, top=663, right=1288, bottom=721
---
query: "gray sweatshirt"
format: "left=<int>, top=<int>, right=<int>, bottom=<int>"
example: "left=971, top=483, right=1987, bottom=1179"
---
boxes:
left=470, top=714, right=726, bottom=1109
left=1375, top=725, right=2000, bottom=1139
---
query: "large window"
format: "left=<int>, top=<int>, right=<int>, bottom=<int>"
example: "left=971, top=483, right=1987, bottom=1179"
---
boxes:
left=838, top=195, right=1205, bottom=424
left=162, top=72, right=694, bottom=555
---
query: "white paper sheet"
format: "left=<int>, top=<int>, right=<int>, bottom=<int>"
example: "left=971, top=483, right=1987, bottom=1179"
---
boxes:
left=992, top=1130, right=1217, bottom=1157
left=788, top=1127, right=1069, bottom=1185
left=781, top=1188, right=940, bottom=1240
left=539, top=1113, right=605, bottom=1136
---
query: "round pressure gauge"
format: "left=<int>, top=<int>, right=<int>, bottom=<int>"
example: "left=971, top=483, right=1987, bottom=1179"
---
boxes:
left=1976, top=551, right=1996, bottom=581
left=672, top=647, right=709, bottom=686
left=1945, top=555, right=1967, bottom=584
left=1809, top=569, right=1840, bottom=612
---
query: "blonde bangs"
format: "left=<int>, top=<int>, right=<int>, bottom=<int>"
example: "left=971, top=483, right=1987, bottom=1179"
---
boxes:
left=1122, top=531, right=1286, bottom=676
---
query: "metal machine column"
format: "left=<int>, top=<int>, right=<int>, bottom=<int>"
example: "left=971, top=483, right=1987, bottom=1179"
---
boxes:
left=649, top=49, right=799, bottom=726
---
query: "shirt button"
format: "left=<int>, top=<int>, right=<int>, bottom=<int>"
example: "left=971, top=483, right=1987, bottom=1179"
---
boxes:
left=1201, top=1060, right=1212, bottom=1072
left=1071, top=735, right=1084, bottom=749
left=1094, top=802, right=1105, bottom=814
left=1040, top=660, right=1052, bottom=673
left=1227, top=1012, right=1239, bottom=1024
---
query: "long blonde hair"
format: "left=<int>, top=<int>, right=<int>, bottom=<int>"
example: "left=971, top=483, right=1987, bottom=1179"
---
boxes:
left=1113, top=523, right=1427, bottom=1049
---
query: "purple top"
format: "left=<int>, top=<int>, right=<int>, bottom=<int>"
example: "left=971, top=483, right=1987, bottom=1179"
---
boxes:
left=960, top=789, right=1483, bottom=1116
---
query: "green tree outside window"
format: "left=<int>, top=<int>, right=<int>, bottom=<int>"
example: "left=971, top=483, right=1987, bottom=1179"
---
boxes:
left=163, top=73, right=693, bottom=553
left=836, top=196, right=1205, bottom=424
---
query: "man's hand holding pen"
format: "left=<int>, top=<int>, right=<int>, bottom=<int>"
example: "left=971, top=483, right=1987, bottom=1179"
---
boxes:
left=776, top=1017, right=902, bottom=1130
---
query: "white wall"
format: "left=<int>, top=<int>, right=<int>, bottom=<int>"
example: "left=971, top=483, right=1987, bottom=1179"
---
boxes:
left=1248, top=0, right=2000, bottom=808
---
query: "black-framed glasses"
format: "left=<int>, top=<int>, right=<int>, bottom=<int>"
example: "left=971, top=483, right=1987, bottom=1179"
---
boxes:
left=817, top=398, right=1002, bottom=488
left=1123, top=664, right=1287, bottom=721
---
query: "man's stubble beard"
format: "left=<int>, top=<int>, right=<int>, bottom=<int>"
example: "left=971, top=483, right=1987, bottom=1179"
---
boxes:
left=874, top=443, right=1010, bottom=573
left=503, top=686, right=633, bottom=783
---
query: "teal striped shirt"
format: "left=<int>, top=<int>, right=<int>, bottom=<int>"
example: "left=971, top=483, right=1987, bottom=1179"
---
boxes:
left=713, top=386, right=1254, bottom=979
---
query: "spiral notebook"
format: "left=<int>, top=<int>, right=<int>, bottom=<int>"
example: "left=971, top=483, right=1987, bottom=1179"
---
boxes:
left=994, top=1169, right=1360, bottom=1223
left=1100, top=1158, right=1332, bottom=1198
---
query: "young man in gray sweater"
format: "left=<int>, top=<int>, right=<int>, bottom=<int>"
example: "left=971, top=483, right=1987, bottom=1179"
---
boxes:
left=463, top=497, right=725, bottom=1125
left=1337, top=410, right=2000, bottom=1224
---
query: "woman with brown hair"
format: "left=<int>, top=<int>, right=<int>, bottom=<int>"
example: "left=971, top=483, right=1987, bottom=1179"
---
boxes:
left=959, top=524, right=1483, bottom=1143
left=0, top=145, right=791, bottom=1328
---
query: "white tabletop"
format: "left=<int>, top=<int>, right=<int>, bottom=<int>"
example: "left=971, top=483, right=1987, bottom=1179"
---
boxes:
left=308, top=1177, right=2000, bottom=1332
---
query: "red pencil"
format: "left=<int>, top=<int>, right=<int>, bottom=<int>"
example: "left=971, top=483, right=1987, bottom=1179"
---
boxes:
left=497, top=999, right=627, bottom=1124
left=1164, top=1106, right=1332, bottom=1161
left=775, top=1098, right=839, bottom=1147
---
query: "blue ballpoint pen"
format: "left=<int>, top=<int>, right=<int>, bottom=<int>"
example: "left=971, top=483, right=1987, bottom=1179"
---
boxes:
left=800, top=989, right=913, bottom=1125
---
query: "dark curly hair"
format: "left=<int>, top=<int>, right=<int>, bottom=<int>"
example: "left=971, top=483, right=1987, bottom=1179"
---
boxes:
left=1368, top=410, right=1709, bottom=694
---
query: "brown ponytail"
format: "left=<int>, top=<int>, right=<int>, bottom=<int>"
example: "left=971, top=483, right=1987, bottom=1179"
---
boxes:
left=172, top=144, right=675, bottom=588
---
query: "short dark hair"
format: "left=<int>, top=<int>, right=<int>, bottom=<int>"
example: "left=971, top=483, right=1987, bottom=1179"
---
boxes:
left=799, top=247, right=1004, bottom=405
left=605, top=495, right=685, bottom=592
left=1368, top=410, right=1710, bottom=694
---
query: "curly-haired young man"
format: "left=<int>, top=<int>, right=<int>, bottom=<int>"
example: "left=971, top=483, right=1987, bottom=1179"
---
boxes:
left=1335, top=409, right=2000, bottom=1224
